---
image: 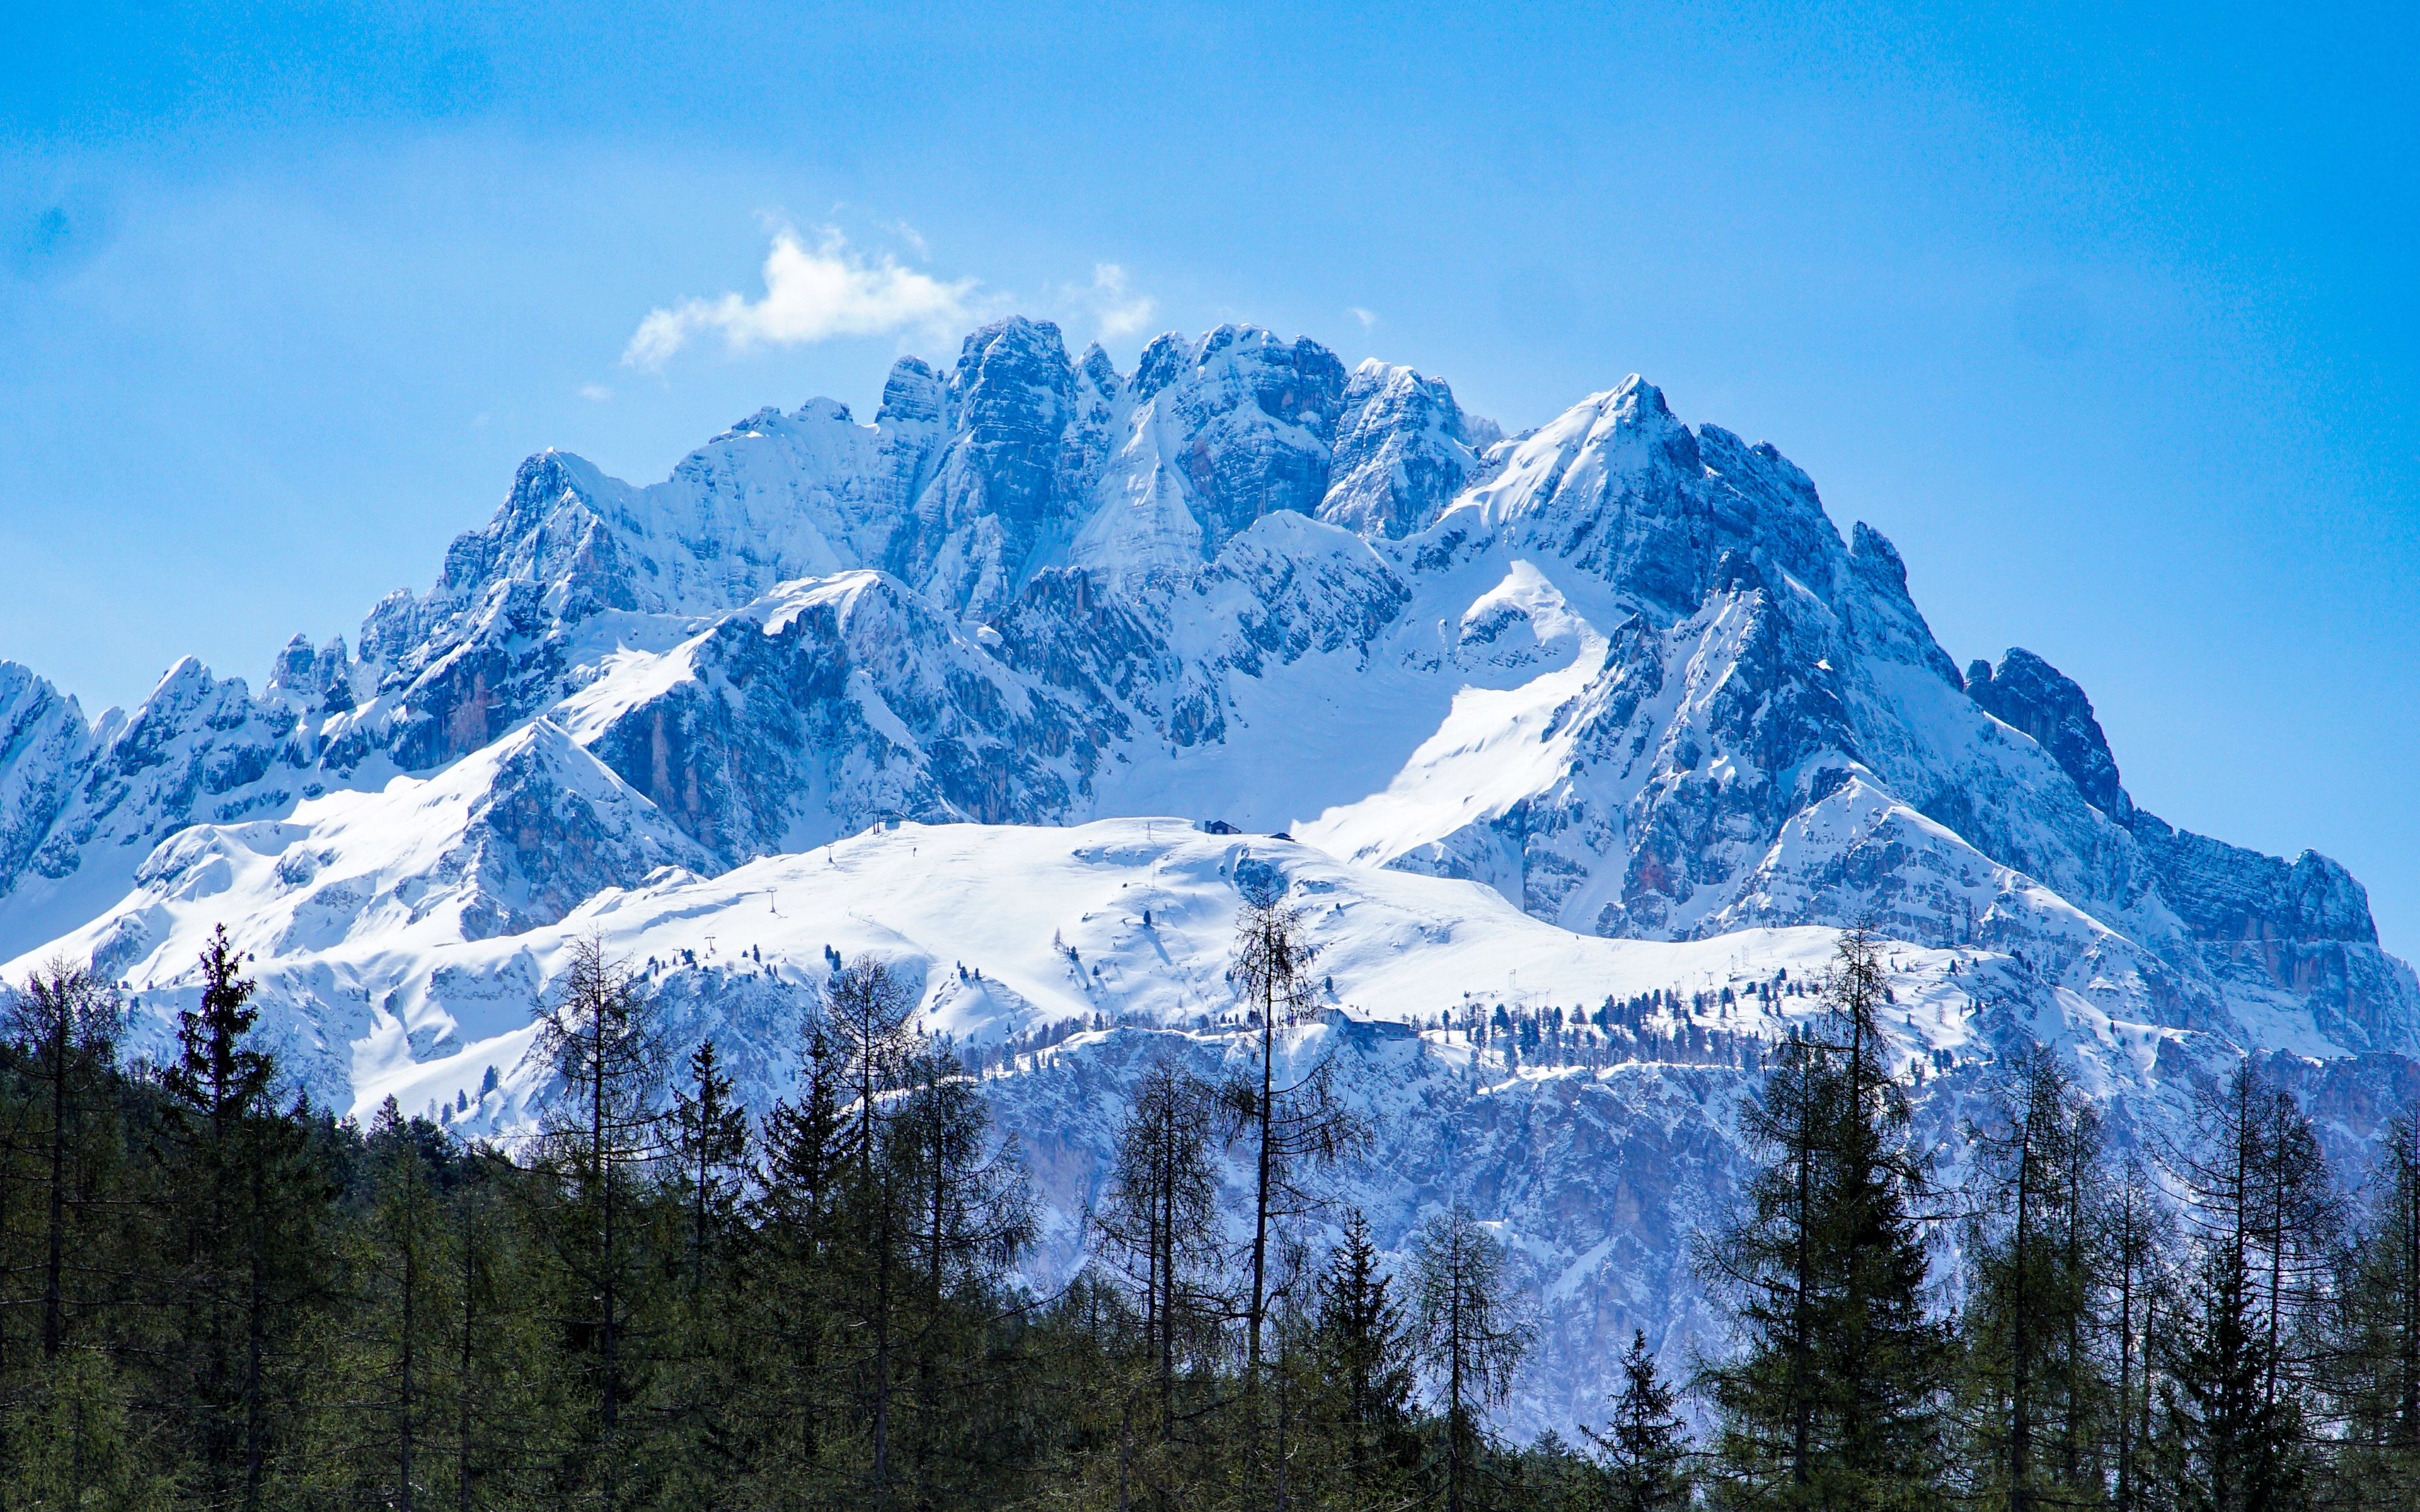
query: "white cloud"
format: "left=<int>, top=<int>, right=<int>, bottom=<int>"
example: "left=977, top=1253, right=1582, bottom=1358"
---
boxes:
left=622, top=229, right=976, bottom=369
left=1087, top=263, right=1157, bottom=338
left=579, top=382, right=614, bottom=403
left=1346, top=306, right=1378, bottom=331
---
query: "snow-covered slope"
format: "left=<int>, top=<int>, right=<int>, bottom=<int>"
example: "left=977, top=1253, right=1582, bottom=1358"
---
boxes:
left=19, top=813, right=2388, bottom=1435
left=3, top=316, right=2414, bottom=1430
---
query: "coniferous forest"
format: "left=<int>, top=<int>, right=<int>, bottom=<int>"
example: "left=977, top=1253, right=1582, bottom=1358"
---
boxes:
left=2, top=905, right=2417, bottom=1512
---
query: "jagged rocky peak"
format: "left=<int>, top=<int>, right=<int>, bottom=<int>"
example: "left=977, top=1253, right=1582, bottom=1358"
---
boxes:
left=2132, top=810, right=2382, bottom=948
left=887, top=318, right=1083, bottom=617
left=1319, top=359, right=1501, bottom=539
left=1130, top=324, right=1352, bottom=547
left=1966, top=648, right=2134, bottom=820
left=1447, top=375, right=1860, bottom=624
left=266, top=633, right=357, bottom=713
left=0, top=663, right=93, bottom=893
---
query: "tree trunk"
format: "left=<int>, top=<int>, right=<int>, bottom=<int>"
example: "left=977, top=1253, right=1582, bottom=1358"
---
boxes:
left=42, top=1017, right=67, bottom=1359
left=245, top=1146, right=268, bottom=1512
left=1250, top=965, right=1275, bottom=1377
left=400, top=1227, right=417, bottom=1512
left=459, top=1205, right=476, bottom=1512
left=2011, top=1123, right=2032, bottom=1512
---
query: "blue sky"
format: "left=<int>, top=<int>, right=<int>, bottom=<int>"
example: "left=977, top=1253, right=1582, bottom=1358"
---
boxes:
left=4, top=1, right=2416, bottom=952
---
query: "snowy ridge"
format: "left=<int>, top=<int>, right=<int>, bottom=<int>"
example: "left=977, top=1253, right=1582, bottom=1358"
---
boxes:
left=3, top=316, right=2415, bottom=1431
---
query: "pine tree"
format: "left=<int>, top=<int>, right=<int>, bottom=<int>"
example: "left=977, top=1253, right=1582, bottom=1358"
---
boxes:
left=1411, top=1205, right=1532, bottom=1512
left=658, top=1040, right=754, bottom=1512
left=1313, top=1208, right=1415, bottom=1491
left=306, top=1098, right=461, bottom=1512
left=153, top=923, right=331, bottom=1512
left=528, top=932, right=665, bottom=1509
left=8, top=957, right=120, bottom=1363
left=2161, top=1062, right=2335, bottom=1512
left=894, top=1044, right=1034, bottom=1506
left=1696, top=924, right=1947, bottom=1511
left=821, top=956, right=923, bottom=1502
left=8, top=1348, right=172, bottom=1511
left=1584, top=1329, right=1692, bottom=1512
left=2324, top=1103, right=2420, bottom=1510
left=671, top=1038, right=751, bottom=1297
left=441, top=1152, right=535, bottom=1512
left=1956, top=1048, right=2112, bottom=1512
left=745, top=1012, right=856, bottom=1497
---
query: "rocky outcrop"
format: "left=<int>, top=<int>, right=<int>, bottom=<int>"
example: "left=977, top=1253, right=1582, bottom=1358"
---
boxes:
left=1967, top=648, right=2133, bottom=820
left=0, top=318, right=2409, bottom=1076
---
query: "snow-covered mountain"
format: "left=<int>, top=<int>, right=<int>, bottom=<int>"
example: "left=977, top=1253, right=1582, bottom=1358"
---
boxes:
left=4, top=317, right=2414, bottom=1432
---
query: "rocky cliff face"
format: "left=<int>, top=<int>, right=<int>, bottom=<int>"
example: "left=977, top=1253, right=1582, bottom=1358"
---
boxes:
left=3, top=316, right=2408, bottom=1034
left=2, top=316, right=2414, bottom=1429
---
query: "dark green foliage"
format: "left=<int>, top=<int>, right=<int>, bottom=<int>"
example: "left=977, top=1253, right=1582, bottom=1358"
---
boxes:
left=1313, top=1207, right=1417, bottom=1492
left=2158, top=1063, right=2338, bottom=1512
left=1952, top=1048, right=2117, bottom=1512
left=2325, top=1109, right=2420, bottom=1509
left=1583, top=1331, right=1692, bottom=1512
left=8, top=916, right=2420, bottom=1512
left=1694, top=925, right=1947, bottom=1511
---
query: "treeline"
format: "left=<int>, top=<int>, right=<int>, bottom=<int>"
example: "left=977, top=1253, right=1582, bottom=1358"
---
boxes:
left=1691, top=928, right=2420, bottom=1512
left=0, top=908, right=2416, bottom=1512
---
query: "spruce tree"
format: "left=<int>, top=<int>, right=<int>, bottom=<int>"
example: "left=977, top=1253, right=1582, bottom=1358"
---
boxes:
left=153, top=924, right=331, bottom=1512
left=672, top=1038, right=751, bottom=1296
left=659, top=1040, right=753, bottom=1512
left=1583, top=1329, right=1691, bottom=1512
left=1313, top=1208, right=1415, bottom=1491
left=2324, top=1104, right=2420, bottom=1510
left=1696, top=924, right=1946, bottom=1511
left=746, top=1011, right=856, bottom=1498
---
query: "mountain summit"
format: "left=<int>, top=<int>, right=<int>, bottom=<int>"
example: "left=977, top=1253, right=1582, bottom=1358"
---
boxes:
left=3, top=317, right=2411, bottom=1429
